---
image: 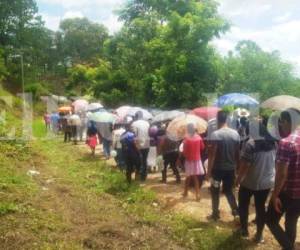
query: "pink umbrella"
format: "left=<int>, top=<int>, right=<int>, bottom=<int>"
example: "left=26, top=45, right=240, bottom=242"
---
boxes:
left=72, top=99, right=88, bottom=113
left=191, top=107, right=220, bottom=121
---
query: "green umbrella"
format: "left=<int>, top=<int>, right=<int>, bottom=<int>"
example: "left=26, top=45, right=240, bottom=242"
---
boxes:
left=89, top=112, right=117, bottom=123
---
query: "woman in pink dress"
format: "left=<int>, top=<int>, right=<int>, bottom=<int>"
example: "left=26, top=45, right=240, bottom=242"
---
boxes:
left=86, top=121, right=98, bottom=156
left=183, top=123, right=205, bottom=201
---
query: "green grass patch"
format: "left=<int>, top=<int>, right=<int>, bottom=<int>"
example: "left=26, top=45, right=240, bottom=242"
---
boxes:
left=0, top=202, right=19, bottom=215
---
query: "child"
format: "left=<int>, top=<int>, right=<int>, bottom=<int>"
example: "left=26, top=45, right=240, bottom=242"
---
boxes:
left=86, top=121, right=98, bottom=156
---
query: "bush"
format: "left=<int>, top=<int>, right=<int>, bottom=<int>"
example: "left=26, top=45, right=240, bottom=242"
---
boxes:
left=25, top=82, right=49, bottom=100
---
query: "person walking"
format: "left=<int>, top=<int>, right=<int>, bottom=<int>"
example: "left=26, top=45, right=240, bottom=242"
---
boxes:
left=182, top=123, right=205, bottom=201
left=266, top=109, right=300, bottom=250
left=207, top=110, right=240, bottom=221
left=86, top=121, right=98, bottom=156
left=121, top=123, right=140, bottom=183
left=236, top=121, right=276, bottom=243
left=97, top=122, right=113, bottom=159
left=157, top=129, right=181, bottom=184
left=131, top=111, right=150, bottom=182
left=44, top=113, right=50, bottom=130
left=61, top=113, right=72, bottom=142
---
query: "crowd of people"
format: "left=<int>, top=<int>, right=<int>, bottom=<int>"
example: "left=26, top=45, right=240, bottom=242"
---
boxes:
left=44, top=107, right=300, bottom=250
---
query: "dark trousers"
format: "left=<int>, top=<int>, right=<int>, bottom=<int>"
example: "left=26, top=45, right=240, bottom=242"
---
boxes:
left=102, top=138, right=112, bottom=158
left=115, top=148, right=125, bottom=170
left=70, top=125, right=78, bottom=143
left=266, top=193, right=300, bottom=250
left=139, top=148, right=149, bottom=181
left=125, top=154, right=140, bottom=183
left=238, top=186, right=270, bottom=236
left=211, top=169, right=238, bottom=217
left=162, top=151, right=180, bottom=182
left=64, top=131, right=71, bottom=142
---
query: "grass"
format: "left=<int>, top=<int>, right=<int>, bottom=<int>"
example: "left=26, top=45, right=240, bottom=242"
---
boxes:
left=0, top=114, right=252, bottom=249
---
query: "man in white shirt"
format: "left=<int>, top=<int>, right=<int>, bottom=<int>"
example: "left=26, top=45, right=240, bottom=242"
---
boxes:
left=131, top=111, right=150, bottom=181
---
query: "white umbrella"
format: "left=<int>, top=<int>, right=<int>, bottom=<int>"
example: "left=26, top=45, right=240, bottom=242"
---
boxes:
left=87, top=102, right=104, bottom=112
left=152, top=110, right=184, bottom=123
left=127, top=107, right=153, bottom=120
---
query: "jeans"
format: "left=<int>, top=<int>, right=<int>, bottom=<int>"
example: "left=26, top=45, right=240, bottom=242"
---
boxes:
left=211, top=169, right=238, bottom=217
left=266, top=193, right=300, bottom=250
left=102, top=138, right=111, bottom=158
left=162, top=151, right=180, bottom=182
left=238, top=186, right=270, bottom=236
left=139, top=148, right=149, bottom=181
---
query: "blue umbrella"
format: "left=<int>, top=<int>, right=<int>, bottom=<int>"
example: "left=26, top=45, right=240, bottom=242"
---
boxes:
left=215, top=93, right=259, bottom=108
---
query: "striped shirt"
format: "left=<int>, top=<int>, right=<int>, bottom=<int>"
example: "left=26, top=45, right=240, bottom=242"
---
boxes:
left=276, top=129, right=300, bottom=199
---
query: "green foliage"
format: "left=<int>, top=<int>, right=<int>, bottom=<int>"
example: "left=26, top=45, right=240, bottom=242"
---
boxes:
left=103, top=0, right=229, bottom=108
left=0, top=49, right=7, bottom=82
left=59, top=18, right=109, bottom=63
left=0, top=202, right=18, bottom=216
left=218, top=40, right=300, bottom=99
left=25, top=82, right=49, bottom=100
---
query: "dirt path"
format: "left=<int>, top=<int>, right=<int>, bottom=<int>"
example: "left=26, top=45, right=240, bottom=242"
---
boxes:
left=86, top=144, right=300, bottom=250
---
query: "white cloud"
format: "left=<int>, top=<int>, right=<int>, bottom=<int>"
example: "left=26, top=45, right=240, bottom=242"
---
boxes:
left=41, top=13, right=61, bottom=31
left=63, top=11, right=84, bottom=19
left=214, top=20, right=300, bottom=75
left=273, top=12, right=292, bottom=23
left=100, top=15, right=123, bottom=34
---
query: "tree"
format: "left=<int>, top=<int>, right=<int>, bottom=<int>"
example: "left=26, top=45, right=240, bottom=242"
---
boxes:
left=0, top=0, right=38, bottom=48
left=219, top=40, right=300, bottom=100
left=59, top=18, right=109, bottom=64
left=108, top=0, right=229, bottom=108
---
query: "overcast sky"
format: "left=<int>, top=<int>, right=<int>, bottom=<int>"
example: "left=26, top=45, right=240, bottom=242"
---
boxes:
left=36, top=0, right=300, bottom=74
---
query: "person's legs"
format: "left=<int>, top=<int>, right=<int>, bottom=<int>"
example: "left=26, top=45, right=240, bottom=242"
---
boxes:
left=64, top=131, right=68, bottom=142
left=169, top=152, right=181, bottom=183
left=102, top=138, right=111, bottom=158
left=183, top=176, right=191, bottom=197
left=192, top=175, right=200, bottom=201
left=253, top=189, right=270, bottom=241
left=285, top=198, right=300, bottom=248
left=266, top=193, right=291, bottom=250
left=125, top=157, right=133, bottom=183
left=238, top=186, right=252, bottom=236
left=162, top=154, right=169, bottom=183
left=140, top=148, right=149, bottom=181
left=223, top=170, right=239, bottom=216
left=210, top=170, right=222, bottom=219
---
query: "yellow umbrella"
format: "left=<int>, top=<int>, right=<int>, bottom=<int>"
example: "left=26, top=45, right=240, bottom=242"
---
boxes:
left=167, top=114, right=207, bottom=141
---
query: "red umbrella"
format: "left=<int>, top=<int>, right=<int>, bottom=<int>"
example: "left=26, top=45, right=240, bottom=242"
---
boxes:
left=191, top=107, right=220, bottom=121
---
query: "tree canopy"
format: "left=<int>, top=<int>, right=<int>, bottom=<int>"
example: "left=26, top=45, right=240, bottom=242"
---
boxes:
left=0, top=0, right=299, bottom=108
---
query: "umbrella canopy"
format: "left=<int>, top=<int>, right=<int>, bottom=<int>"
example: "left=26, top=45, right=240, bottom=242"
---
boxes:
left=58, top=106, right=72, bottom=113
left=115, top=106, right=131, bottom=119
left=89, top=112, right=117, bottom=123
left=126, top=107, right=153, bottom=120
left=167, top=114, right=208, bottom=141
left=69, top=114, right=81, bottom=126
left=152, top=110, right=184, bottom=124
left=86, top=102, right=104, bottom=112
left=261, top=95, right=300, bottom=111
left=72, top=99, right=88, bottom=113
left=215, top=93, right=259, bottom=108
left=191, top=107, right=220, bottom=121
